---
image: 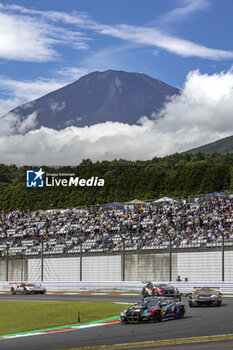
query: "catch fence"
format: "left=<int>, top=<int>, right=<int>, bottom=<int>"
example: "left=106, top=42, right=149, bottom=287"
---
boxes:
left=0, top=237, right=232, bottom=283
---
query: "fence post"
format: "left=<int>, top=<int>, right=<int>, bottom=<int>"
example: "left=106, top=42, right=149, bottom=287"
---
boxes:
left=21, top=253, right=24, bottom=281
left=41, top=241, right=44, bottom=282
left=222, top=232, right=224, bottom=282
left=120, top=234, right=125, bottom=281
left=6, top=244, right=9, bottom=281
left=169, top=234, right=172, bottom=282
left=80, top=240, right=82, bottom=281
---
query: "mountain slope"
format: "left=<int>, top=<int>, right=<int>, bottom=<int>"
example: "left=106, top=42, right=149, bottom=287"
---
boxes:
left=3, top=70, right=179, bottom=130
left=184, top=135, right=233, bottom=154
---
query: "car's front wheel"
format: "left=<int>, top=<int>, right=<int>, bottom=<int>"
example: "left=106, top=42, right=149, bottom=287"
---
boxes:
left=179, top=307, right=185, bottom=318
left=153, top=312, right=161, bottom=323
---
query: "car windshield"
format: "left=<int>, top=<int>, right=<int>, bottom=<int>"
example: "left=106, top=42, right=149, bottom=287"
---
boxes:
left=137, top=299, right=160, bottom=307
left=194, top=288, right=217, bottom=296
left=157, top=284, right=169, bottom=288
left=25, top=284, right=37, bottom=287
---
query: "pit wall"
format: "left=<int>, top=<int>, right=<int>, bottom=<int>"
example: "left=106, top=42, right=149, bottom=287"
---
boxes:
left=1, top=250, right=233, bottom=282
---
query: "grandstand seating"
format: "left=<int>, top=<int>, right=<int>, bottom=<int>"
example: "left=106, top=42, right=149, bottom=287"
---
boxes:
left=0, top=198, right=233, bottom=256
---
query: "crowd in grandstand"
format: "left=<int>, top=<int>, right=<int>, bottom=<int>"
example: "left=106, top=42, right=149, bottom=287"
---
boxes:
left=0, top=197, right=233, bottom=256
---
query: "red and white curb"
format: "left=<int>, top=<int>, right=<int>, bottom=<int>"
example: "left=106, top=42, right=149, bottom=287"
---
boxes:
left=0, top=319, right=120, bottom=340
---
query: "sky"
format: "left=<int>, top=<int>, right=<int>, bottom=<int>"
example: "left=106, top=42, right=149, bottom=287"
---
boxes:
left=0, top=0, right=233, bottom=165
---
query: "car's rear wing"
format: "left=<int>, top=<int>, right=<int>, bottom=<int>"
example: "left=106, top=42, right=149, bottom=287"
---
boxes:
left=194, top=286, right=220, bottom=289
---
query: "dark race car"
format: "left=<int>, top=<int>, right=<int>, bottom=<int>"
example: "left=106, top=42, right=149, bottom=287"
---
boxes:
left=188, top=287, right=222, bottom=307
left=142, top=282, right=180, bottom=300
left=10, top=282, right=46, bottom=295
left=120, top=296, right=185, bottom=323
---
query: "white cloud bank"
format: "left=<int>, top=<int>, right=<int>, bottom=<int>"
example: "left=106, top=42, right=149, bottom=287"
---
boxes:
left=98, top=24, right=233, bottom=60
left=0, top=69, right=233, bottom=165
left=0, top=6, right=90, bottom=62
left=0, top=3, right=233, bottom=62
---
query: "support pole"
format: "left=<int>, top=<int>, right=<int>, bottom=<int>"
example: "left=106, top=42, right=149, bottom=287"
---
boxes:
left=80, top=241, right=82, bottom=282
left=41, top=241, right=44, bottom=282
left=122, top=238, right=125, bottom=281
left=222, top=232, right=225, bottom=282
left=6, top=244, right=9, bottom=281
left=21, top=253, right=24, bottom=281
left=169, top=235, right=172, bottom=282
left=120, top=233, right=125, bottom=281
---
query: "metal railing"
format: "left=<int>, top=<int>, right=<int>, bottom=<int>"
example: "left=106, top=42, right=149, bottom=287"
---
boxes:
left=0, top=236, right=232, bottom=283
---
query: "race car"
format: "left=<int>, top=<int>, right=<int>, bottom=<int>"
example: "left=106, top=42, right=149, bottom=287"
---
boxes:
left=120, top=296, right=185, bottom=323
left=142, top=282, right=180, bottom=300
left=10, top=282, right=46, bottom=295
left=188, top=287, right=222, bottom=307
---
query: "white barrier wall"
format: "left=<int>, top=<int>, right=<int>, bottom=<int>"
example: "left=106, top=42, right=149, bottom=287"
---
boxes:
left=2, top=249, right=233, bottom=282
left=225, top=251, right=233, bottom=281
left=177, top=251, right=222, bottom=281
left=28, top=257, right=80, bottom=281
left=28, top=255, right=121, bottom=281
left=177, top=250, right=233, bottom=281
left=82, top=255, right=121, bottom=281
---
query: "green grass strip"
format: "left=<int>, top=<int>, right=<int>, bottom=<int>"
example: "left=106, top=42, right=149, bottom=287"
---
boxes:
left=0, top=315, right=119, bottom=339
left=0, top=301, right=129, bottom=336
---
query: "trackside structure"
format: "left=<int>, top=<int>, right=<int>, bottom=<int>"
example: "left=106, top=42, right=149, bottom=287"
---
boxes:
left=0, top=244, right=232, bottom=282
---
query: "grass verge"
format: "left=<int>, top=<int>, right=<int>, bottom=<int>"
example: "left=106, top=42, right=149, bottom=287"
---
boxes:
left=0, top=301, right=129, bottom=335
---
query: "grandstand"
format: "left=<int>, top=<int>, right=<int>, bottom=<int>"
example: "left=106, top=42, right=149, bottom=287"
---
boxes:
left=1, top=198, right=233, bottom=255
left=1, top=197, right=233, bottom=282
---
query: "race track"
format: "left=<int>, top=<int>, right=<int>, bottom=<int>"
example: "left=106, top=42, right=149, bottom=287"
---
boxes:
left=0, top=294, right=233, bottom=350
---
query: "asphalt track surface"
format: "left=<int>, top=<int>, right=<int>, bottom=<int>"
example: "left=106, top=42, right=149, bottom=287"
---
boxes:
left=0, top=294, right=233, bottom=350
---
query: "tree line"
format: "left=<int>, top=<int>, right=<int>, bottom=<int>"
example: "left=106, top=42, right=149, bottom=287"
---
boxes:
left=0, top=152, right=233, bottom=211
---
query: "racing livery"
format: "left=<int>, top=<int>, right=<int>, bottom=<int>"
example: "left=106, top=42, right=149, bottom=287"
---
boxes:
left=189, top=287, right=222, bottom=307
left=142, top=282, right=180, bottom=299
left=120, top=297, right=185, bottom=323
left=10, top=282, right=46, bottom=295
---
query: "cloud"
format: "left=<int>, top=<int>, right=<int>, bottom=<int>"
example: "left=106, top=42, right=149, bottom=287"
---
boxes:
left=57, top=67, right=89, bottom=80
left=0, top=77, right=71, bottom=115
left=50, top=101, right=66, bottom=112
left=0, top=97, right=24, bottom=116
left=97, top=24, right=233, bottom=60
left=0, top=12, right=57, bottom=62
left=0, top=5, right=90, bottom=62
left=0, top=77, right=67, bottom=102
left=0, top=66, right=92, bottom=116
left=0, top=73, right=87, bottom=115
left=0, top=2, right=232, bottom=63
left=0, top=69, right=233, bottom=165
left=154, top=0, right=210, bottom=26
left=0, top=112, right=38, bottom=136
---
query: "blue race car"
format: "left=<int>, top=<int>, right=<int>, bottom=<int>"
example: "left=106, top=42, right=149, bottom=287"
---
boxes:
left=120, top=297, right=185, bottom=323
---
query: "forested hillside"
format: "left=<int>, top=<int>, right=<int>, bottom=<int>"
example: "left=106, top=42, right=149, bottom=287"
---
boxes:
left=0, top=152, right=232, bottom=211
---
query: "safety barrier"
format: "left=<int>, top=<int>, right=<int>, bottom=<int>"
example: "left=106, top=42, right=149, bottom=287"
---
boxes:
left=1, top=281, right=233, bottom=293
